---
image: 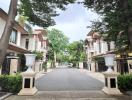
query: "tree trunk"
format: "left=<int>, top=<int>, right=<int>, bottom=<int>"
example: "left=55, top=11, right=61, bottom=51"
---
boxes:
left=0, top=0, right=18, bottom=66
left=54, top=51, right=57, bottom=65
left=128, top=26, right=132, bottom=49
left=122, top=0, right=132, bottom=48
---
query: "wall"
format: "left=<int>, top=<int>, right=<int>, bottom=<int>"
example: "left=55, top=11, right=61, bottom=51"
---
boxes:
left=20, top=35, right=35, bottom=51
left=16, top=31, right=21, bottom=46
left=0, top=17, right=6, bottom=39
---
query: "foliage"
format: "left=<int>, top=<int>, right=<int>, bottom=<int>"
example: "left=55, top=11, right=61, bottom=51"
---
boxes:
left=56, top=52, right=69, bottom=63
left=19, top=0, right=75, bottom=27
left=66, top=40, right=87, bottom=66
left=92, top=57, right=104, bottom=62
left=48, top=29, right=69, bottom=53
left=17, top=54, right=26, bottom=71
left=67, top=40, right=85, bottom=61
left=32, top=51, right=43, bottom=60
left=42, top=61, right=47, bottom=72
left=0, top=74, right=22, bottom=93
left=118, top=74, right=132, bottom=92
left=80, top=52, right=87, bottom=61
left=83, top=0, right=132, bottom=50
left=17, top=15, right=28, bottom=27
left=46, top=43, right=54, bottom=61
left=47, top=28, right=69, bottom=62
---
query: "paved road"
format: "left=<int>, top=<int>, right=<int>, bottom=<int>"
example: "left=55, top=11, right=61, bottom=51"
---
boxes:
left=6, top=67, right=131, bottom=100
left=35, top=67, right=104, bottom=91
left=6, top=91, right=131, bottom=100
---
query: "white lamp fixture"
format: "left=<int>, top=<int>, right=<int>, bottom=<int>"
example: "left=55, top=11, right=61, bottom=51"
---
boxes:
left=104, top=54, right=115, bottom=72
left=25, top=54, right=36, bottom=72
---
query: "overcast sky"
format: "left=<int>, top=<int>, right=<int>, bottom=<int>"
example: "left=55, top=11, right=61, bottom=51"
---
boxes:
left=0, top=0, right=99, bottom=42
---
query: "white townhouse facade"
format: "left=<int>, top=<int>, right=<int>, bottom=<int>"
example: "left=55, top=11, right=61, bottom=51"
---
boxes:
left=0, top=8, right=30, bottom=74
left=0, top=8, right=49, bottom=74
left=85, top=31, right=115, bottom=72
left=21, top=29, right=48, bottom=61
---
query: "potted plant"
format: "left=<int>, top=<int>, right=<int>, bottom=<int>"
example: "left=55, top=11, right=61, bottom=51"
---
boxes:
left=32, top=51, right=43, bottom=72
left=42, top=62, right=47, bottom=72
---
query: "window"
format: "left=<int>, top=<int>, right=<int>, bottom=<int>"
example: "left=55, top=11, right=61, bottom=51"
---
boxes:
left=25, top=39, right=29, bottom=49
left=10, top=29, right=17, bottom=44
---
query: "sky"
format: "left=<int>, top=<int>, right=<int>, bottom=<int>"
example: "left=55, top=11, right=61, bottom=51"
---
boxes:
left=0, top=0, right=99, bottom=42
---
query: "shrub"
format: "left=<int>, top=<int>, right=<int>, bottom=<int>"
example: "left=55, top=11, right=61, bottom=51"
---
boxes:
left=118, top=74, right=132, bottom=92
left=0, top=74, right=22, bottom=93
left=42, top=62, right=47, bottom=71
left=32, top=51, right=43, bottom=60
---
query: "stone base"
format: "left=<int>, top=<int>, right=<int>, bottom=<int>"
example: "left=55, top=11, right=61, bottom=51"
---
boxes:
left=18, top=87, right=38, bottom=95
left=102, top=87, right=122, bottom=95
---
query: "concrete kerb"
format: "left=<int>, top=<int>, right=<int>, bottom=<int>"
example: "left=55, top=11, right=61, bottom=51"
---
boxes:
left=0, top=93, right=12, bottom=100
left=35, top=69, right=54, bottom=79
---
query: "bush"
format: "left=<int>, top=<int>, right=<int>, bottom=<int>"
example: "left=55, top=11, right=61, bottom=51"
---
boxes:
left=0, top=74, right=22, bottom=93
left=32, top=51, right=43, bottom=60
left=42, top=62, right=47, bottom=71
left=118, top=74, right=132, bottom=92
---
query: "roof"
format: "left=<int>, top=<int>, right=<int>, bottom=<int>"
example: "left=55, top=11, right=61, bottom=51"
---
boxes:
left=87, top=30, right=100, bottom=39
left=34, top=29, right=47, bottom=35
left=87, top=30, right=94, bottom=36
left=8, top=43, right=31, bottom=53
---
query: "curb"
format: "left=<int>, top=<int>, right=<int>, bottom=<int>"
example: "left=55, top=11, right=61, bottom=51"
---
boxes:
left=0, top=93, right=12, bottom=100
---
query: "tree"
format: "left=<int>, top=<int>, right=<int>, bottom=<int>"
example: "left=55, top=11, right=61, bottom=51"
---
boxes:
left=19, top=0, right=75, bottom=27
left=0, top=0, right=18, bottom=66
left=47, top=28, right=69, bottom=64
left=67, top=40, right=87, bottom=66
left=83, top=0, right=132, bottom=50
left=0, top=0, right=75, bottom=66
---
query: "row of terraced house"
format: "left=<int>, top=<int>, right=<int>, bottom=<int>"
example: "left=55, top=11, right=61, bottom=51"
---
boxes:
left=0, top=8, right=49, bottom=75
left=84, top=31, right=132, bottom=74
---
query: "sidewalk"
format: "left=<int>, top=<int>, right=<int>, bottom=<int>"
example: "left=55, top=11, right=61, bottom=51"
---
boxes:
left=0, top=69, right=54, bottom=100
left=0, top=92, right=12, bottom=100
left=35, top=68, right=54, bottom=79
left=79, top=69, right=105, bottom=83
left=5, top=91, right=131, bottom=100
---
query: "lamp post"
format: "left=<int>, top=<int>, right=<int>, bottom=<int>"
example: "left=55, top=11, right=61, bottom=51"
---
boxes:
left=102, top=53, right=121, bottom=95
left=18, top=54, right=38, bottom=95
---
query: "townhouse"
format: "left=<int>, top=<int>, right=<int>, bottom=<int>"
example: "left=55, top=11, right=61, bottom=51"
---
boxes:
left=0, top=8, right=30, bottom=74
left=85, top=31, right=132, bottom=74
left=0, top=8, right=48, bottom=74
left=85, top=31, right=116, bottom=72
left=21, top=29, right=48, bottom=72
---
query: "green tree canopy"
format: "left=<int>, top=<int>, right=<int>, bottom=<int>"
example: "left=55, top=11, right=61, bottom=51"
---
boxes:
left=19, top=0, right=75, bottom=27
left=67, top=40, right=87, bottom=64
left=47, top=28, right=69, bottom=63
left=83, top=0, right=132, bottom=50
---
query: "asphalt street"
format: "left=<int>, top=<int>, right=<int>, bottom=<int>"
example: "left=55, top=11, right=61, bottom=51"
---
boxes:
left=35, top=66, right=104, bottom=91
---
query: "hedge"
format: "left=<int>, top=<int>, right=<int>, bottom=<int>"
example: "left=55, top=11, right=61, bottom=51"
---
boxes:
left=0, top=74, right=22, bottom=93
left=118, top=74, right=132, bottom=92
